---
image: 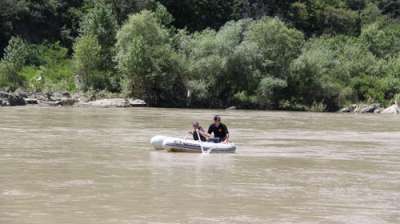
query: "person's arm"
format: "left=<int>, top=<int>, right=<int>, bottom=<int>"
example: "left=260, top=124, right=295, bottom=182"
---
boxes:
left=208, top=125, right=212, bottom=134
left=200, top=128, right=212, bottom=138
left=223, top=125, right=230, bottom=143
left=223, top=133, right=230, bottom=143
left=207, top=125, right=213, bottom=137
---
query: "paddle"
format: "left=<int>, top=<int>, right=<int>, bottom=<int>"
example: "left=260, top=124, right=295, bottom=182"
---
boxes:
left=195, top=128, right=206, bottom=153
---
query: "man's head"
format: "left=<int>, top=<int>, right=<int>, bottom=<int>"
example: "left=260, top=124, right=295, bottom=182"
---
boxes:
left=213, top=115, right=221, bottom=126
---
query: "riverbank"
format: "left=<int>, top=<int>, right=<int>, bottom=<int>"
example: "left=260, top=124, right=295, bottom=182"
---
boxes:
left=0, top=90, right=146, bottom=108
left=1, top=90, right=400, bottom=114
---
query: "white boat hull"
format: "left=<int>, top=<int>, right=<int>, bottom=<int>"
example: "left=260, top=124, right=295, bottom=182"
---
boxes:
left=150, top=135, right=236, bottom=153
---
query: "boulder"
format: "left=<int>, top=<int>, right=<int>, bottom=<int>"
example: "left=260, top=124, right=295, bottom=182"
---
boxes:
left=374, top=108, right=383, bottom=114
left=50, top=92, right=64, bottom=101
left=339, top=104, right=357, bottom=113
left=83, top=98, right=130, bottom=108
left=62, top=91, right=71, bottom=98
left=46, top=101, right=62, bottom=107
left=360, top=104, right=380, bottom=113
left=60, top=97, right=77, bottom=106
left=128, top=99, right=146, bottom=107
left=0, top=91, right=26, bottom=106
left=381, top=104, right=400, bottom=114
left=351, top=104, right=380, bottom=113
left=0, top=91, right=9, bottom=99
left=29, top=92, right=47, bottom=101
left=24, top=98, right=39, bottom=104
left=14, top=88, right=28, bottom=98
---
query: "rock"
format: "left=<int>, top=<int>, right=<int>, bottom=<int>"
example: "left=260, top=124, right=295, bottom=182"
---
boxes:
left=50, top=92, right=64, bottom=101
left=374, top=108, right=383, bottom=114
left=0, top=91, right=9, bottom=99
left=226, top=106, right=237, bottom=110
left=9, top=95, right=26, bottom=106
left=360, top=104, right=380, bottom=113
left=60, top=97, right=77, bottom=106
left=0, top=91, right=26, bottom=106
left=381, top=104, right=400, bottom=114
left=83, top=98, right=130, bottom=108
left=14, top=88, right=28, bottom=98
left=46, top=101, right=62, bottom=107
left=352, top=104, right=380, bottom=113
left=0, top=98, right=8, bottom=106
left=29, top=92, right=47, bottom=101
left=339, top=105, right=355, bottom=113
left=128, top=99, right=146, bottom=107
left=24, top=98, right=39, bottom=104
left=62, top=91, right=71, bottom=98
left=339, top=107, right=351, bottom=113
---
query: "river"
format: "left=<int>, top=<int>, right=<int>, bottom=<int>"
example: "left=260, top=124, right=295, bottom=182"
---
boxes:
left=0, top=107, right=399, bottom=224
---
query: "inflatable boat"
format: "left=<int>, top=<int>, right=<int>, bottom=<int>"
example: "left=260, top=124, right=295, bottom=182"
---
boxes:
left=150, top=135, right=236, bottom=153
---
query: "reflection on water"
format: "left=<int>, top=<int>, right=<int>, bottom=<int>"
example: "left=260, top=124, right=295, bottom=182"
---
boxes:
left=0, top=107, right=400, bottom=224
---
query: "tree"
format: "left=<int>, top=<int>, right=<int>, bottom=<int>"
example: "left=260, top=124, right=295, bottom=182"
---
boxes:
left=0, top=0, right=84, bottom=55
left=290, top=36, right=379, bottom=110
left=73, top=35, right=103, bottom=90
left=380, top=0, right=400, bottom=19
left=80, top=1, right=118, bottom=69
left=159, top=0, right=235, bottom=31
left=0, top=37, right=30, bottom=90
left=115, top=10, right=186, bottom=106
left=245, top=17, right=304, bottom=79
left=361, top=20, right=400, bottom=58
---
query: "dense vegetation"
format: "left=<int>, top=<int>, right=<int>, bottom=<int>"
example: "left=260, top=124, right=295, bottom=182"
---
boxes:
left=1, top=0, right=400, bottom=111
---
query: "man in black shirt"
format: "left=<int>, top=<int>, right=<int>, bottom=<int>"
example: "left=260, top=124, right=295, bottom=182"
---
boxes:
left=208, top=115, right=229, bottom=143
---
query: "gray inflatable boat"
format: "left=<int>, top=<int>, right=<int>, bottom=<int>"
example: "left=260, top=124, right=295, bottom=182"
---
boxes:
left=150, top=135, right=236, bottom=153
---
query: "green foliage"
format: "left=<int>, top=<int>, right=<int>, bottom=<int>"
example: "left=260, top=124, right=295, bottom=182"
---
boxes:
left=0, top=0, right=84, bottom=54
left=181, top=17, right=303, bottom=108
left=182, top=19, right=255, bottom=107
left=289, top=35, right=400, bottom=110
left=2, top=37, right=31, bottom=69
left=361, top=20, right=400, bottom=58
left=0, top=38, right=75, bottom=91
left=2, top=0, right=400, bottom=111
left=380, top=0, right=400, bottom=19
left=256, top=77, right=287, bottom=107
left=245, top=17, right=304, bottom=78
left=152, top=2, right=174, bottom=25
left=20, top=42, right=75, bottom=92
left=80, top=1, right=118, bottom=68
left=0, top=37, right=30, bottom=90
left=73, top=35, right=103, bottom=91
left=115, top=10, right=186, bottom=106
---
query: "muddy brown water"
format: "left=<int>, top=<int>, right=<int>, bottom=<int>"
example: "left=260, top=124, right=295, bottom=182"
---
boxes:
left=0, top=107, right=399, bottom=223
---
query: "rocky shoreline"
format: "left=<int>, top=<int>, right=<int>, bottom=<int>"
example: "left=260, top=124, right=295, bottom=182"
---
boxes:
left=0, top=90, right=146, bottom=108
left=339, top=103, right=400, bottom=114
left=1, top=90, right=400, bottom=114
